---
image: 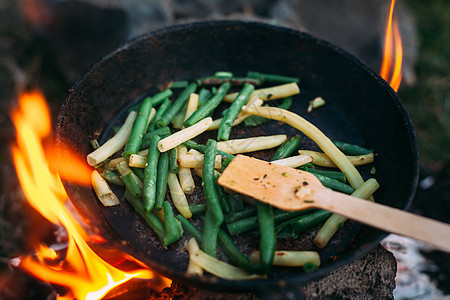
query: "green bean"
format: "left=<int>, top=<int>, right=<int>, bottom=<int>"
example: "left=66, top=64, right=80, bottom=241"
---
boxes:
left=312, top=173, right=355, bottom=194
left=211, top=147, right=235, bottom=160
left=255, top=126, right=280, bottom=273
left=143, top=135, right=161, bottom=212
left=171, top=102, right=188, bottom=129
left=255, top=201, right=275, bottom=273
left=168, top=147, right=179, bottom=174
left=157, top=83, right=197, bottom=128
left=215, top=174, right=230, bottom=213
left=141, top=127, right=171, bottom=149
left=131, top=167, right=145, bottom=181
left=246, top=71, right=299, bottom=84
left=90, top=139, right=100, bottom=150
left=175, top=215, right=265, bottom=274
left=303, top=262, right=318, bottom=272
left=306, top=168, right=346, bottom=183
left=176, top=214, right=203, bottom=242
left=271, top=135, right=302, bottom=161
left=155, top=151, right=169, bottom=210
left=182, top=140, right=202, bottom=151
left=298, top=163, right=315, bottom=171
left=182, top=140, right=235, bottom=160
left=116, top=161, right=143, bottom=198
left=201, top=139, right=224, bottom=257
left=227, top=209, right=312, bottom=235
left=224, top=206, right=257, bottom=223
left=123, top=191, right=164, bottom=243
left=149, top=88, right=173, bottom=107
left=165, top=81, right=189, bottom=89
left=184, top=82, right=231, bottom=127
left=217, top=229, right=264, bottom=274
left=123, top=96, right=153, bottom=159
left=214, top=71, right=233, bottom=78
left=147, top=115, right=157, bottom=134
left=332, top=140, right=373, bottom=156
left=97, top=167, right=123, bottom=186
left=250, top=139, right=301, bottom=272
left=220, top=157, right=233, bottom=172
left=277, top=97, right=293, bottom=110
left=197, top=88, right=212, bottom=108
left=148, top=98, right=172, bottom=132
left=226, top=194, right=244, bottom=212
left=220, top=108, right=230, bottom=117
left=196, top=76, right=261, bottom=86
left=163, top=201, right=183, bottom=247
left=217, top=83, right=255, bottom=141
left=275, top=210, right=332, bottom=238
left=189, top=204, right=207, bottom=216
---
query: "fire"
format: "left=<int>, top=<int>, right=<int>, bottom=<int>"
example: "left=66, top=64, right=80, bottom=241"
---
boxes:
left=11, top=91, right=170, bottom=299
left=380, top=0, right=403, bottom=92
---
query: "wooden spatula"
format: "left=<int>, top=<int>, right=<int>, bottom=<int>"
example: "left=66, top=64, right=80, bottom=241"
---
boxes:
left=217, top=155, right=450, bottom=252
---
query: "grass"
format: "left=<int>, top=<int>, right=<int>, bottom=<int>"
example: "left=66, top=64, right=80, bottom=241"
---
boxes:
left=401, top=0, right=450, bottom=165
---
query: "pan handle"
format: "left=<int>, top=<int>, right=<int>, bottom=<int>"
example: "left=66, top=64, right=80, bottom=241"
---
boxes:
left=259, top=285, right=306, bottom=300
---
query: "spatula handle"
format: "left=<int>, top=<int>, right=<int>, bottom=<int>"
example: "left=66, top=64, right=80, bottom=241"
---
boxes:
left=318, top=189, right=450, bottom=252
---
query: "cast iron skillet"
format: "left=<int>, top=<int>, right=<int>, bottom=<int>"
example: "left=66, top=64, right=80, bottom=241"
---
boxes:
left=55, top=21, right=419, bottom=295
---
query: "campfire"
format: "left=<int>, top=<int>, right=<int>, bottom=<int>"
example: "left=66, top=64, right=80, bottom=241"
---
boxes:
left=5, top=0, right=408, bottom=299
left=380, top=0, right=403, bottom=91
left=10, top=91, right=171, bottom=299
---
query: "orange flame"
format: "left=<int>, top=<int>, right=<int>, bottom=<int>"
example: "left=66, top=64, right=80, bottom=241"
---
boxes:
left=11, top=91, right=171, bottom=299
left=380, top=0, right=403, bottom=92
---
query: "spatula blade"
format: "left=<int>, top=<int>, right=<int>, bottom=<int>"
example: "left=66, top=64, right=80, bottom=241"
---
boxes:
left=217, top=155, right=322, bottom=211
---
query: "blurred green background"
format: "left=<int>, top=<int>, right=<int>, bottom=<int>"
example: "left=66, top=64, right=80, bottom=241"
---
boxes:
left=402, top=0, right=449, bottom=166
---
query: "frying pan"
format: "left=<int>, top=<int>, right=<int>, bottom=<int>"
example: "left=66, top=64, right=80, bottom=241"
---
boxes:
left=55, top=21, right=419, bottom=296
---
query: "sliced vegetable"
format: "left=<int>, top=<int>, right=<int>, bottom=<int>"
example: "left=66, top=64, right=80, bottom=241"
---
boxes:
left=217, top=135, right=287, bottom=155
left=201, top=139, right=224, bottom=257
left=178, top=154, right=222, bottom=169
left=246, top=71, right=299, bottom=84
left=167, top=172, right=192, bottom=218
left=123, top=97, right=153, bottom=159
left=184, top=82, right=231, bottom=127
left=224, top=82, right=299, bottom=103
left=332, top=140, right=373, bottom=156
left=249, top=250, right=320, bottom=268
left=162, top=201, right=183, bottom=247
left=187, top=238, right=265, bottom=280
left=271, top=136, right=302, bottom=161
left=91, top=170, right=120, bottom=206
left=307, top=97, right=326, bottom=113
left=298, top=150, right=375, bottom=168
left=155, top=151, right=169, bottom=210
left=158, top=117, right=213, bottom=152
left=271, top=155, right=312, bottom=168
left=217, top=83, right=255, bottom=141
left=116, top=160, right=143, bottom=198
left=157, top=83, right=197, bottom=128
left=87, top=111, right=136, bottom=166
left=143, top=135, right=161, bottom=212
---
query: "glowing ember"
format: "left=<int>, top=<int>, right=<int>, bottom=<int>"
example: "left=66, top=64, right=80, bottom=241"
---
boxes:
left=11, top=91, right=170, bottom=299
left=380, top=0, right=403, bottom=92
